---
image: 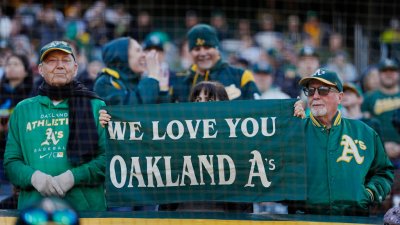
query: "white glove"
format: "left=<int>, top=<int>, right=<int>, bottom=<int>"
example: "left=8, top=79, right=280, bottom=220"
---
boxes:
left=31, top=170, right=64, bottom=197
left=54, top=170, right=75, bottom=194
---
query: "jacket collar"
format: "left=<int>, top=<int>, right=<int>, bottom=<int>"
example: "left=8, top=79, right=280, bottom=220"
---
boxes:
left=190, top=59, right=228, bottom=75
left=310, top=110, right=342, bottom=128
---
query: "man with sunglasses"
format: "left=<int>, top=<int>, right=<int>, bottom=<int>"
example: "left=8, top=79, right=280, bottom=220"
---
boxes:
left=290, top=68, right=394, bottom=216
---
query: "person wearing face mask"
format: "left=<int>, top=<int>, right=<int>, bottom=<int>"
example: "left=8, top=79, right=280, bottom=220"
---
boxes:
left=287, top=68, right=394, bottom=216
left=172, top=24, right=260, bottom=102
left=93, top=37, right=168, bottom=105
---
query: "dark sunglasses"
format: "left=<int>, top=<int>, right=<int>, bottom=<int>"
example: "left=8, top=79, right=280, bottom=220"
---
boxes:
left=18, top=208, right=79, bottom=225
left=303, top=86, right=339, bottom=96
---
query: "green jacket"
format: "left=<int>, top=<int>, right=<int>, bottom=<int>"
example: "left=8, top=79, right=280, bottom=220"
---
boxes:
left=300, top=111, right=394, bottom=216
left=361, top=90, right=400, bottom=143
left=93, top=37, right=168, bottom=105
left=3, top=95, right=106, bottom=211
left=172, top=60, right=260, bottom=102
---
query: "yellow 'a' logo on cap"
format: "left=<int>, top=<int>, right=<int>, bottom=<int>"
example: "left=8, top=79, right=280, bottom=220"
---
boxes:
left=196, top=38, right=205, bottom=46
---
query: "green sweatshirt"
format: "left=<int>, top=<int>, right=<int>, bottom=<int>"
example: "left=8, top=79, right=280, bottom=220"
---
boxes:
left=301, top=111, right=394, bottom=216
left=3, top=95, right=106, bottom=211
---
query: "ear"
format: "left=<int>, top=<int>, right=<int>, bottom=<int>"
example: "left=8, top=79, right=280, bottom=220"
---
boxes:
left=337, top=92, right=344, bottom=103
left=73, top=62, right=78, bottom=77
left=38, top=64, right=44, bottom=77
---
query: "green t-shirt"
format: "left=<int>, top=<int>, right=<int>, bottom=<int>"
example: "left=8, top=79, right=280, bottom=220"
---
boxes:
left=362, top=90, right=400, bottom=143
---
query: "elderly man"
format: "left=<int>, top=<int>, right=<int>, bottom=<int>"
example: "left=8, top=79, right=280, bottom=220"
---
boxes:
left=3, top=41, right=106, bottom=211
left=172, top=23, right=260, bottom=102
left=293, top=68, right=394, bottom=216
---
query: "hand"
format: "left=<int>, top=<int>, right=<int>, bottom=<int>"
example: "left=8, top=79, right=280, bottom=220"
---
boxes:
left=158, top=62, right=170, bottom=92
left=99, top=109, right=111, bottom=128
left=145, top=50, right=161, bottom=81
left=31, top=170, right=64, bottom=197
left=293, top=98, right=306, bottom=119
left=54, top=170, right=75, bottom=194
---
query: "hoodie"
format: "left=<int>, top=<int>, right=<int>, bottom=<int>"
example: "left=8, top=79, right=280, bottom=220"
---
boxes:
left=94, top=37, right=166, bottom=105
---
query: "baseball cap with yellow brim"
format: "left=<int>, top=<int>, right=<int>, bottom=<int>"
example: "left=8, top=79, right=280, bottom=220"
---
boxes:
left=343, top=82, right=363, bottom=97
left=299, top=68, right=343, bottom=92
left=39, top=41, right=75, bottom=63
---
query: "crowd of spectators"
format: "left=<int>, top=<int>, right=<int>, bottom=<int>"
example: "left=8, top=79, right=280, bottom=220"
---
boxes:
left=0, top=0, right=399, bottom=216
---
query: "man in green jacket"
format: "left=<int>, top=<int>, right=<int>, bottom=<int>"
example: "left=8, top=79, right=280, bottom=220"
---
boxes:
left=294, top=68, right=394, bottom=216
left=4, top=41, right=106, bottom=211
left=172, top=24, right=260, bottom=102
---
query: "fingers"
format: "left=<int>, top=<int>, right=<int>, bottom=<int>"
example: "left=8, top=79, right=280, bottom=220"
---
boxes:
left=50, top=178, right=65, bottom=197
left=99, top=110, right=111, bottom=128
left=293, top=102, right=306, bottom=119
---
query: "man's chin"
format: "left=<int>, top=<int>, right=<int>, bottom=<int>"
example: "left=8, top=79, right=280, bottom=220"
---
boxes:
left=311, top=108, right=327, bottom=117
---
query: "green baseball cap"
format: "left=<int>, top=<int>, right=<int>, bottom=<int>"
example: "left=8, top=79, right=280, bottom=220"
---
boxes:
left=378, top=58, right=399, bottom=71
left=39, top=41, right=75, bottom=63
left=187, top=24, right=219, bottom=50
left=299, top=68, right=343, bottom=92
left=343, top=82, right=363, bottom=96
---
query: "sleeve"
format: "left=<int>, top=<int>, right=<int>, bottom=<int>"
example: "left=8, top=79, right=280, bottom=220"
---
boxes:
left=365, top=131, right=394, bottom=203
left=137, top=77, right=171, bottom=104
left=3, top=108, right=36, bottom=189
left=70, top=100, right=106, bottom=185
left=240, top=70, right=260, bottom=100
left=94, top=75, right=127, bottom=105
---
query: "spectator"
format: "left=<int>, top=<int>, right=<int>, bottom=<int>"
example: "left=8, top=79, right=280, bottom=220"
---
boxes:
left=189, top=81, right=229, bottom=102
left=380, top=18, right=400, bottom=60
left=320, top=32, right=348, bottom=65
left=325, top=51, right=358, bottom=82
left=302, top=10, right=330, bottom=48
left=362, top=58, right=400, bottom=166
left=84, top=1, right=114, bottom=60
left=34, top=2, right=64, bottom=47
left=360, top=66, right=380, bottom=94
left=283, top=15, right=303, bottom=51
left=143, top=32, right=175, bottom=96
left=3, top=41, right=107, bottom=211
left=76, top=60, right=103, bottom=91
left=131, top=10, right=153, bottom=42
left=0, top=53, right=34, bottom=209
left=277, top=46, right=320, bottom=98
left=252, top=63, right=289, bottom=99
left=172, top=24, right=260, bottom=102
left=292, top=68, right=394, bottom=216
left=105, top=3, right=132, bottom=38
left=341, top=82, right=381, bottom=135
left=94, top=37, right=168, bottom=105
left=210, top=10, right=232, bottom=41
left=254, top=13, right=281, bottom=51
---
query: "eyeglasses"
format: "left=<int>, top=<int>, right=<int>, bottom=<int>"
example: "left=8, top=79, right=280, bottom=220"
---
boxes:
left=18, top=208, right=79, bottom=225
left=303, top=86, right=339, bottom=97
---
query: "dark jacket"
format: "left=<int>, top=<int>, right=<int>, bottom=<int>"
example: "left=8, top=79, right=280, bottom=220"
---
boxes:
left=172, top=60, right=259, bottom=102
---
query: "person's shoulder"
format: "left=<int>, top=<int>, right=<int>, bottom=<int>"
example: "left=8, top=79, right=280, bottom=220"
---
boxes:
left=342, top=117, right=375, bottom=132
left=15, top=95, right=41, bottom=108
left=90, top=98, right=106, bottom=107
